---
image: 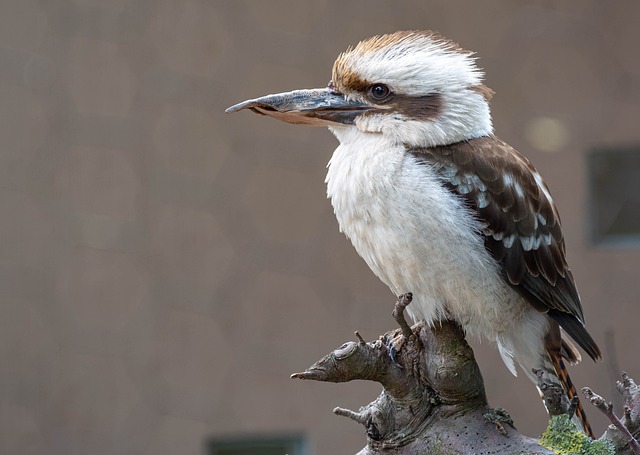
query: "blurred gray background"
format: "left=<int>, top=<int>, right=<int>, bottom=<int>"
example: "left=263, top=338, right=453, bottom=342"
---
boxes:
left=1, top=1, right=640, bottom=454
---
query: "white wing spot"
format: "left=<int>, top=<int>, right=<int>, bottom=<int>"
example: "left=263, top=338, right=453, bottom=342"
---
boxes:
left=533, top=172, right=554, bottom=205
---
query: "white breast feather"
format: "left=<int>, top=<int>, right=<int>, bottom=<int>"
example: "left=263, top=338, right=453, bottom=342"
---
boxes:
left=325, top=126, right=548, bottom=376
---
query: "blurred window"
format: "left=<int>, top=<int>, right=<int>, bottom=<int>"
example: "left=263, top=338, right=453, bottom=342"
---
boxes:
left=208, top=435, right=307, bottom=455
left=588, top=147, right=640, bottom=245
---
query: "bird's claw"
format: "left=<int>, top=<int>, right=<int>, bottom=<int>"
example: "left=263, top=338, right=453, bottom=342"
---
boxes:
left=384, top=332, right=407, bottom=368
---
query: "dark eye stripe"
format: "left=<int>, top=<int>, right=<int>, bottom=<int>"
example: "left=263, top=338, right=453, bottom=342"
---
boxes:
left=390, top=93, right=442, bottom=121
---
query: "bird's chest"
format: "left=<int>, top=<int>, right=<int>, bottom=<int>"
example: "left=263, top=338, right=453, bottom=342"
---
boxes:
left=325, top=132, right=511, bottom=329
left=325, top=137, right=407, bottom=269
left=326, top=139, right=403, bottom=241
left=326, top=137, right=473, bottom=291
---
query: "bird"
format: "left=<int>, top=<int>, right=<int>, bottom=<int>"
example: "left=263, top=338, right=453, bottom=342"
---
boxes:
left=226, top=30, right=601, bottom=435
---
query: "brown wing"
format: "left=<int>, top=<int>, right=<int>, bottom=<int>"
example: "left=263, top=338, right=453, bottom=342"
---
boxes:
left=409, top=136, right=601, bottom=361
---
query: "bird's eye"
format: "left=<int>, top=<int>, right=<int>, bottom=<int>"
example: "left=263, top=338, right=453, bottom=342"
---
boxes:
left=369, top=83, right=391, bottom=101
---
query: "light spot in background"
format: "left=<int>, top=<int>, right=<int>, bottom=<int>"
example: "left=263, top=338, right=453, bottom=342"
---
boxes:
left=523, top=116, right=570, bottom=153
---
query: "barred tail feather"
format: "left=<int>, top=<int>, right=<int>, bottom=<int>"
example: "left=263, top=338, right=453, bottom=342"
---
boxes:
left=551, top=355, right=594, bottom=439
left=528, top=350, right=594, bottom=438
left=502, top=313, right=594, bottom=437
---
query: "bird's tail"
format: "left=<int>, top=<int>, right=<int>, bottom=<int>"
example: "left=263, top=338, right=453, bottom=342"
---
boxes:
left=548, top=352, right=594, bottom=438
left=531, top=330, right=594, bottom=438
left=499, top=315, right=595, bottom=437
left=503, top=317, right=594, bottom=438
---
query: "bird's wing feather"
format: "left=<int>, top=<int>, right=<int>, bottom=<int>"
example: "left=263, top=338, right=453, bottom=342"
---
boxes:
left=409, top=136, right=601, bottom=361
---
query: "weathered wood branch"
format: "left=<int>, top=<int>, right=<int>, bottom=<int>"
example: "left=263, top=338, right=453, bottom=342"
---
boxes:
left=291, top=294, right=640, bottom=454
left=581, top=374, right=640, bottom=455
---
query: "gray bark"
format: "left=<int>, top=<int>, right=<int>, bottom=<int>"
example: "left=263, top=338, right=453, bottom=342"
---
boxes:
left=291, top=294, right=640, bottom=454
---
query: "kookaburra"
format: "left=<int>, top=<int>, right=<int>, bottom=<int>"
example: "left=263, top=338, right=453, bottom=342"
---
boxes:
left=227, top=31, right=601, bottom=434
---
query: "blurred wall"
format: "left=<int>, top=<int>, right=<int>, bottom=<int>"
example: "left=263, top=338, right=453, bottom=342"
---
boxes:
left=1, top=1, right=640, bottom=454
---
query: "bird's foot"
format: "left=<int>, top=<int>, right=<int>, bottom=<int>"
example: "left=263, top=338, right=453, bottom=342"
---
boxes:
left=385, top=293, right=421, bottom=367
left=384, top=331, right=407, bottom=367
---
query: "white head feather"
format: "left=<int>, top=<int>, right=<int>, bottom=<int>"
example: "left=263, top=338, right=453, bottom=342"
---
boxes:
left=331, top=31, right=494, bottom=147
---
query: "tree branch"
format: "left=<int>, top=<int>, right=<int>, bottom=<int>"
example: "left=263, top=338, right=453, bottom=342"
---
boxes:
left=581, top=374, right=640, bottom=455
left=291, top=293, right=640, bottom=454
left=291, top=294, right=555, bottom=454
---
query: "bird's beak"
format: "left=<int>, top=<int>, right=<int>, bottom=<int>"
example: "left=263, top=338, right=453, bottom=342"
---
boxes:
left=225, top=88, right=374, bottom=126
